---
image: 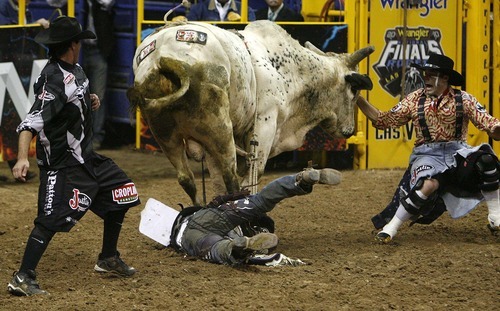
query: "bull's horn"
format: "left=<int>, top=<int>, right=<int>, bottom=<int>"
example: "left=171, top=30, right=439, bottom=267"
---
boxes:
left=305, top=41, right=325, bottom=56
left=347, top=46, right=375, bottom=68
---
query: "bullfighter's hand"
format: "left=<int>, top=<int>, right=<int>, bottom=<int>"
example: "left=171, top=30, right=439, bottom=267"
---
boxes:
left=36, top=18, right=50, bottom=29
left=227, top=11, right=241, bottom=21
left=172, top=15, right=187, bottom=22
left=489, top=125, right=500, bottom=141
left=12, top=159, right=30, bottom=183
left=90, top=94, right=100, bottom=111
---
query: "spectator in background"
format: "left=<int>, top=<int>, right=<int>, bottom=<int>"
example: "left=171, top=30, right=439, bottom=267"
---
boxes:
left=47, top=0, right=115, bottom=150
left=255, top=0, right=303, bottom=22
left=0, top=0, right=49, bottom=182
left=0, top=0, right=49, bottom=27
left=329, top=0, right=344, bottom=21
left=0, top=102, right=37, bottom=182
left=333, top=0, right=344, bottom=10
left=187, top=0, right=256, bottom=22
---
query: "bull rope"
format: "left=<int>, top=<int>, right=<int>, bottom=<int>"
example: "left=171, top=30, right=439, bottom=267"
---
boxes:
left=247, top=95, right=260, bottom=194
left=248, top=134, right=259, bottom=194
left=163, top=0, right=191, bottom=22
left=233, top=32, right=260, bottom=195
left=201, top=154, right=207, bottom=206
left=400, top=1, right=409, bottom=142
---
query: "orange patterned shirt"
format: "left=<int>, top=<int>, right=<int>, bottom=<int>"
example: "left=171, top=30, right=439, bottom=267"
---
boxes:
left=374, top=88, right=500, bottom=146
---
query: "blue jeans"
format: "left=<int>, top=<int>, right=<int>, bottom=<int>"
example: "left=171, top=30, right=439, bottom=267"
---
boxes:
left=181, top=174, right=310, bottom=264
left=83, top=44, right=108, bottom=145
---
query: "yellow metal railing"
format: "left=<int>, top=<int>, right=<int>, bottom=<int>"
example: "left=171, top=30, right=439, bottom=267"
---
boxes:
left=2, top=0, right=74, bottom=27
left=493, top=0, right=500, bottom=154
left=464, top=0, right=490, bottom=146
left=345, top=0, right=369, bottom=169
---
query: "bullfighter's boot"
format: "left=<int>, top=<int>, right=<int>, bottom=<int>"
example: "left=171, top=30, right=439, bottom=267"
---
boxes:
left=233, top=233, right=278, bottom=252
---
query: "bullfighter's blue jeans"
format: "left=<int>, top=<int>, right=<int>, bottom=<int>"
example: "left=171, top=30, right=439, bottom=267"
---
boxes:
left=180, top=174, right=310, bottom=264
left=82, top=44, right=108, bottom=146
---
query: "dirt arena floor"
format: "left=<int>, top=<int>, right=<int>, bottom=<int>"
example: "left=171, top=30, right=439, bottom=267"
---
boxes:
left=0, top=147, right=498, bottom=310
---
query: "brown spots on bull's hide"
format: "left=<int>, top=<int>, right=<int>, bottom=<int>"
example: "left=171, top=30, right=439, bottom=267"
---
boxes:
left=283, top=78, right=293, bottom=90
left=269, top=55, right=282, bottom=71
left=191, top=62, right=229, bottom=90
left=138, top=72, right=177, bottom=100
left=185, top=63, right=230, bottom=116
left=133, top=59, right=186, bottom=103
left=127, top=87, right=145, bottom=112
left=188, top=84, right=225, bottom=117
left=268, top=47, right=291, bottom=71
left=159, top=73, right=179, bottom=96
left=158, top=57, right=188, bottom=94
left=303, top=88, right=320, bottom=107
left=147, top=113, right=178, bottom=142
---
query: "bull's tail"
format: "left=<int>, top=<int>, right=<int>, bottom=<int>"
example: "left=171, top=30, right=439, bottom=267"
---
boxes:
left=127, top=57, right=190, bottom=113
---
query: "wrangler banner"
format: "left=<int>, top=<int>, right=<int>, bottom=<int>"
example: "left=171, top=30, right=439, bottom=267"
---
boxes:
left=367, top=0, right=462, bottom=168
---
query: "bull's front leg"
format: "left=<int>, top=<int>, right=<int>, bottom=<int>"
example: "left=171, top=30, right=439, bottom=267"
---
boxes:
left=193, top=80, right=240, bottom=196
left=204, top=152, right=239, bottom=196
left=176, top=166, right=200, bottom=205
left=200, top=128, right=240, bottom=195
left=218, top=158, right=240, bottom=195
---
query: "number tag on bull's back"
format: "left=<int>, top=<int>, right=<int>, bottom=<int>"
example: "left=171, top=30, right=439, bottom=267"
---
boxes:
left=137, top=40, right=156, bottom=65
left=176, top=30, right=207, bottom=45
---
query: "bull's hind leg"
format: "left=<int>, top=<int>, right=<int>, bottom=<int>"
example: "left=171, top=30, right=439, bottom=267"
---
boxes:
left=191, top=85, right=240, bottom=195
left=203, top=139, right=240, bottom=196
left=204, top=153, right=236, bottom=195
left=155, top=134, right=201, bottom=205
left=194, top=101, right=240, bottom=195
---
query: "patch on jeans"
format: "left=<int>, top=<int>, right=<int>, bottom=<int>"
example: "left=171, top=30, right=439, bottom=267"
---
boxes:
left=112, top=182, right=139, bottom=204
left=69, top=188, right=92, bottom=212
left=411, top=164, right=433, bottom=184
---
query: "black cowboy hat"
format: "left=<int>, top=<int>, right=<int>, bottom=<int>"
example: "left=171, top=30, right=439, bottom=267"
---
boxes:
left=411, top=53, right=464, bottom=86
left=35, top=16, right=96, bottom=45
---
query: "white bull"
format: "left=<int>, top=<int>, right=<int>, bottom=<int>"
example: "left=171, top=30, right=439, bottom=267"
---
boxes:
left=128, top=20, right=374, bottom=205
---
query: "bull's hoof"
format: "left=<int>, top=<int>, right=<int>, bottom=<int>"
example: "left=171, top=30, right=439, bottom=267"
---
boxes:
left=487, top=224, right=500, bottom=236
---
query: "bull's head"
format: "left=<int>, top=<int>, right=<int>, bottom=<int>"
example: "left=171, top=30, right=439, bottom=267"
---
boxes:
left=342, top=46, right=375, bottom=95
left=340, top=46, right=375, bottom=138
left=341, top=47, right=375, bottom=93
left=345, top=73, right=373, bottom=94
left=305, top=44, right=375, bottom=138
left=304, top=43, right=374, bottom=69
left=345, top=46, right=375, bottom=70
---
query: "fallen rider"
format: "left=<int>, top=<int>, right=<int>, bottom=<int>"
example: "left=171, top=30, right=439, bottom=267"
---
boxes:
left=141, top=167, right=342, bottom=266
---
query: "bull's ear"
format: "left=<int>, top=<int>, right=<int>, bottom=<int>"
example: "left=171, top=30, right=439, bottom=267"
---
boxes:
left=305, top=41, right=325, bottom=56
left=345, top=73, right=373, bottom=92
